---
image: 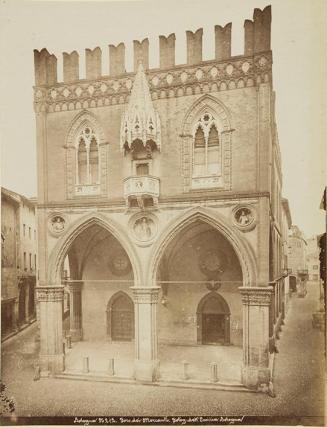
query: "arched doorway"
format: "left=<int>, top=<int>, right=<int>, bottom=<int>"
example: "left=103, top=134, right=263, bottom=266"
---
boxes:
left=197, top=292, right=230, bottom=345
left=107, top=292, right=134, bottom=342
left=289, top=275, right=297, bottom=292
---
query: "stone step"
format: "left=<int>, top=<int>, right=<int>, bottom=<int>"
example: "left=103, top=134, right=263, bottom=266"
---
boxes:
left=54, top=371, right=254, bottom=393
left=158, top=379, right=253, bottom=393
left=56, top=371, right=135, bottom=384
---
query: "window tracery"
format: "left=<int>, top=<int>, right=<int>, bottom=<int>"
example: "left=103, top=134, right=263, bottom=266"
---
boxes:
left=66, top=111, right=107, bottom=199
left=192, top=112, right=221, bottom=179
left=180, top=95, right=232, bottom=192
left=76, top=126, right=99, bottom=186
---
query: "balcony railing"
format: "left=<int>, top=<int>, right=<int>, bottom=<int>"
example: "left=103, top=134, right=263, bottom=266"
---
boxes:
left=124, top=175, right=160, bottom=206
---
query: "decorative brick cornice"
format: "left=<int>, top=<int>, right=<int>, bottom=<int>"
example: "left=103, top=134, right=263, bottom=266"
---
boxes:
left=131, top=287, right=160, bottom=304
left=33, top=53, right=272, bottom=113
left=239, top=286, right=273, bottom=306
left=35, top=190, right=268, bottom=210
left=36, top=286, right=64, bottom=302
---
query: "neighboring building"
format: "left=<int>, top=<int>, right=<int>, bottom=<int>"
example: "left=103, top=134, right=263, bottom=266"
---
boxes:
left=33, top=6, right=289, bottom=390
left=281, top=198, right=292, bottom=308
left=288, top=225, right=308, bottom=294
left=306, top=237, right=320, bottom=282
left=318, top=187, right=326, bottom=298
left=1, top=188, right=37, bottom=340
left=315, top=188, right=326, bottom=334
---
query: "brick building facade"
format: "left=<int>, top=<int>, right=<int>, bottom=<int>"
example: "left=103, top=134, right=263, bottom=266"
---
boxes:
left=281, top=198, right=292, bottom=309
left=287, top=225, right=308, bottom=295
left=306, top=237, right=320, bottom=282
left=33, top=6, right=291, bottom=389
left=1, top=188, right=37, bottom=339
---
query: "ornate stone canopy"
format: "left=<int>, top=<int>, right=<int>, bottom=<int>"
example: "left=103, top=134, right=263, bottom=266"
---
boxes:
left=120, top=62, right=161, bottom=153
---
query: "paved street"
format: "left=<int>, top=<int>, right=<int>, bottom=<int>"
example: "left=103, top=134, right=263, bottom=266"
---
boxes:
left=1, top=282, right=325, bottom=425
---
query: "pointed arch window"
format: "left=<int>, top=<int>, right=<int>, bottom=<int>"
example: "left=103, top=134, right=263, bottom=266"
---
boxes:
left=66, top=112, right=108, bottom=199
left=193, top=112, right=221, bottom=180
left=76, top=126, right=100, bottom=186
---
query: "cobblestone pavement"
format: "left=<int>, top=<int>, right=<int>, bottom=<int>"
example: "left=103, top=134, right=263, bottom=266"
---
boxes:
left=1, top=282, right=325, bottom=425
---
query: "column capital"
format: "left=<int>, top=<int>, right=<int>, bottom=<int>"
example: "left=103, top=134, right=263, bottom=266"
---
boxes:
left=68, top=281, right=83, bottom=292
left=36, top=286, right=64, bottom=302
left=131, top=287, right=160, bottom=304
left=239, top=286, right=273, bottom=306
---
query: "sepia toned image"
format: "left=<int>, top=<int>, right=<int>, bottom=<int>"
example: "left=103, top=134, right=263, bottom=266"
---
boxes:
left=0, top=0, right=326, bottom=425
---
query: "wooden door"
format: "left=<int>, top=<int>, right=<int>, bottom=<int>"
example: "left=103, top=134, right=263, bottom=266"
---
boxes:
left=111, top=294, right=134, bottom=341
left=203, top=313, right=225, bottom=344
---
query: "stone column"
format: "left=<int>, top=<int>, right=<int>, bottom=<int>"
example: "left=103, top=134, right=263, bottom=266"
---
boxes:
left=69, top=282, right=83, bottom=341
left=132, top=287, right=160, bottom=382
left=239, top=286, right=273, bottom=389
left=37, top=286, right=64, bottom=376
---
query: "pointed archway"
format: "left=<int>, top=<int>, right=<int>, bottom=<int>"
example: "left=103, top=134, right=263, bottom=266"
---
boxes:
left=39, top=213, right=139, bottom=376
left=47, top=212, right=142, bottom=286
left=148, top=206, right=257, bottom=287
left=148, top=207, right=248, bottom=383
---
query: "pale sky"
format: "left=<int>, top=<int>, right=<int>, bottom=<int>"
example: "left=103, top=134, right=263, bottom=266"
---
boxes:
left=0, top=0, right=326, bottom=238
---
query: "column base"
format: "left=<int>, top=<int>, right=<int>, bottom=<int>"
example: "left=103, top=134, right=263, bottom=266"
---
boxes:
left=39, top=353, right=65, bottom=376
left=69, top=329, right=83, bottom=342
left=241, top=366, right=271, bottom=390
left=134, top=359, right=160, bottom=383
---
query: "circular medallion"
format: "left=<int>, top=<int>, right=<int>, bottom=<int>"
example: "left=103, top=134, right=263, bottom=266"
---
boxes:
left=109, top=252, right=131, bottom=276
left=199, top=250, right=227, bottom=280
left=48, top=213, right=67, bottom=237
left=129, top=213, right=158, bottom=247
left=232, top=205, right=256, bottom=231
